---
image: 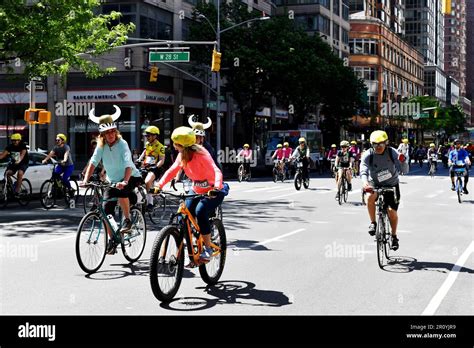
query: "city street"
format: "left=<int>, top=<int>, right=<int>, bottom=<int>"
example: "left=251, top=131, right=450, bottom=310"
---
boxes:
left=0, top=166, right=472, bottom=315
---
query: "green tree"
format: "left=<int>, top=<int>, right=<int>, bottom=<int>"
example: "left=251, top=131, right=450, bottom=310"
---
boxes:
left=0, top=0, right=135, bottom=78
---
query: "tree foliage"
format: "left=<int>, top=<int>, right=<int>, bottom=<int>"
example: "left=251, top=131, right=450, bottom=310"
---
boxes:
left=0, top=0, right=135, bottom=78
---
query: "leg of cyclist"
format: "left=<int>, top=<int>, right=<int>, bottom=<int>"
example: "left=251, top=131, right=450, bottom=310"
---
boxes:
left=346, top=168, right=352, bottom=191
left=336, top=168, right=343, bottom=198
left=61, top=164, right=75, bottom=192
left=463, top=170, right=469, bottom=194
left=366, top=191, right=378, bottom=236
left=302, top=157, right=309, bottom=180
left=145, top=171, right=156, bottom=211
left=385, top=187, right=400, bottom=249
left=15, top=168, right=26, bottom=194
left=450, top=167, right=455, bottom=190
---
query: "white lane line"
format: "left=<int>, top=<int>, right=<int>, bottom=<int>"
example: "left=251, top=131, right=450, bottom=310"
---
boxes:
left=0, top=219, right=57, bottom=226
left=268, top=190, right=310, bottom=200
left=397, top=229, right=412, bottom=234
left=422, top=241, right=474, bottom=315
left=310, top=220, right=330, bottom=224
left=341, top=211, right=357, bottom=215
left=425, top=190, right=444, bottom=199
left=41, top=235, right=76, bottom=243
left=256, top=228, right=306, bottom=246
left=242, top=186, right=275, bottom=193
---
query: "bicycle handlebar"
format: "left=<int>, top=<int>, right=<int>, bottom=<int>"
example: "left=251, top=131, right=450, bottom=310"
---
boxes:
left=150, top=189, right=218, bottom=199
left=363, top=186, right=396, bottom=194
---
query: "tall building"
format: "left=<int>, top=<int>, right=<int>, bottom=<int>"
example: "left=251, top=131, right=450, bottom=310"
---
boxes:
left=444, top=0, right=467, bottom=96
left=466, top=0, right=474, bottom=125
left=276, top=0, right=351, bottom=58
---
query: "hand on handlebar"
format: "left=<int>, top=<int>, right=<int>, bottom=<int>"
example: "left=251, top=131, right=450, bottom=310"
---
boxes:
left=149, top=186, right=161, bottom=194
left=208, top=188, right=220, bottom=197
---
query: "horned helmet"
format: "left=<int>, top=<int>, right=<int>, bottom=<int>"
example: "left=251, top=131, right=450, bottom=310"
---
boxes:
left=88, top=105, right=121, bottom=133
left=188, top=114, right=212, bottom=137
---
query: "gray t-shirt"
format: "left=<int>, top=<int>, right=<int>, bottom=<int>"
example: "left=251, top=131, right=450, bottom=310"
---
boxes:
left=360, top=147, right=400, bottom=187
left=54, top=145, right=73, bottom=166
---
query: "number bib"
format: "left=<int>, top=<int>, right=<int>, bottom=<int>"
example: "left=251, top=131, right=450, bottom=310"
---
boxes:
left=377, top=169, right=392, bottom=182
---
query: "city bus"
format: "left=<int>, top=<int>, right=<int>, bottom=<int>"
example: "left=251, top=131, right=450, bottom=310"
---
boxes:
left=264, top=129, right=324, bottom=168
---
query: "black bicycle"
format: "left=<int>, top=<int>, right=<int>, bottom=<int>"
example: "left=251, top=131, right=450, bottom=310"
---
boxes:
left=40, top=163, right=79, bottom=209
left=0, top=158, right=32, bottom=208
left=237, top=160, right=251, bottom=182
left=294, top=157, right=309, bottom=190
left=272, top=160, right=286, bottom=183
left=452, top=163, right=467, bottom=204
left=336, top=168, right=350, bottom=205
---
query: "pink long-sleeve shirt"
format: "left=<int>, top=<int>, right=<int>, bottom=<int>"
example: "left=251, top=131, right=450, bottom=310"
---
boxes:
left=158, top=148, right=223, bottom=194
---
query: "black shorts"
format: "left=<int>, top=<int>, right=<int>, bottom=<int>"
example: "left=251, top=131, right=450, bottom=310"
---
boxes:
left=379, top=185, right=401, bottom=211
left=103, top=176, right=143, bottom=215
left=7, top=163, right=28, bottom=175
left=149, top=166, right=164, bottom=180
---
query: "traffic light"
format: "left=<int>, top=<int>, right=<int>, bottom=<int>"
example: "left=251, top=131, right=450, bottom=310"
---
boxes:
left=149, top=66, right=159, bottom=82
left=211, top=49, right=222, bottom=72
left=24, top=108, right=51, bottom=124
left=434, top=109, right=438, bottom=118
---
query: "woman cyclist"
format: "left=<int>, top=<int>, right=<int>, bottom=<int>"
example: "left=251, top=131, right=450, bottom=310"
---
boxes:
left=153, top=126, right=226, bottom=262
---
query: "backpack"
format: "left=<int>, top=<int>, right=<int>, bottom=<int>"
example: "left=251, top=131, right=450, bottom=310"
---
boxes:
left=368, top=147, right=396, bottom=167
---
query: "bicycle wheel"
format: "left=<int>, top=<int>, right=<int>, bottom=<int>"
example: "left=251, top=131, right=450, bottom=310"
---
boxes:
left=0, top=180, right=8, bottom=208
left=40, top=179, right=56, bottom=209
left=303, top=177, right=310, bottom=189
left=75, top=211, right=107, bottom=274
left=457, top=177, right=462, bottom=203
left=199, top=218, right=227, bottom=285
left=343, top=179, right=348, bottom=203
left=237, top=165, right=244, bottom=182
left=64, top=179, right=79, bottom=206
left=376, top=215, right=386, bottom=269
left=294, top=173, right=302, bottom=190
left=280, top=169, right=285, bottom=183
left=272, top=168, right=278, bottom=183
left=13, top=178, right=32, bottom=206
left=149, top=225, right=185, bottom=302
left=83, top=186, right=102, bottom=214
left=215, top=204, right=223, bottom=222
left=121, top=207, right=147, bottom=263
left=148, top=195, right=170, bottom=225
left=384, top=217, right=392, bottom=259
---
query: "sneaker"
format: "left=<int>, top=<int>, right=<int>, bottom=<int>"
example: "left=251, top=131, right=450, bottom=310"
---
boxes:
left=147, top=204, right=154, bottom=212
left=199, top=246, right=213, bottom=262
left=68, top=188, right=76, bottom=197
left=463, top=188, right=469, bottom=194
left=391, top=236, right=399, bottom=251
left=451, top=184, right=455, bottom=191
left=368, top=222, right=376, bottom=236
left=121, top=218, right=133, bottom=234
left=106, top=240, right=117, bottom=255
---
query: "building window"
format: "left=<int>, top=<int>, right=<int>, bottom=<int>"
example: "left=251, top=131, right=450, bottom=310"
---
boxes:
left=333, top=23, right=339, bottom=40
left=333, top=0, right=339, bottom=15
left=349, top=38, right=378, bottom=55
left=342, top=29, right=349, bottom=44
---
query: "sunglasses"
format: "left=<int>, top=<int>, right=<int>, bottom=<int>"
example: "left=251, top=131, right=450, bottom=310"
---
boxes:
left=103, top=130, right=116, bottom=135
left=12, top=139, right=20, bottom=142
left=372, top=143, right=385, bottom=147
left=55, top=139, right=62, bottom=142
left=145, top=133, right=155, bottom=137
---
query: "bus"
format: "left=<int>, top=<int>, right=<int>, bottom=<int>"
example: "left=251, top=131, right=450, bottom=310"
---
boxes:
left=264, top=129, right=324, bottom=167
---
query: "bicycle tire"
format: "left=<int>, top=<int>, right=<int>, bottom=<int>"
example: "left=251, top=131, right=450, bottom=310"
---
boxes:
left=376, top=215, right=386, bottom=269
left=457, top=177, right=462, bottom=203
left=272, top=168, right=278, bottom=183
left=0, top=180, right=8, bottom=208
left=149, top=225, right=185, bottom=302
left=121, top=207, right=147, bottom=263
left=64, top=179, right=79, bottom=206
left=148, top=195, right=169, bottom=225
left=280, top=169, right=285, bottom=182
left=75, top=211, right=107, bottom=274
left=40, top=179, right=56, bottom=209
left=237, top=165, right=244, bottom=182
left=199, top=218, right=227, bottom=285
left=303, top=177, right=310, bottom=189
left=343, top=179, right=348, bottom=203
left=13, top=178, right=32, bottom=206
left=384, top=216, right=391, bottom=259
left=83, top=186, right=102, bottom=214
left=337, top=177, right=343, bottom=205
left=294, top=172, right=302, bottom=190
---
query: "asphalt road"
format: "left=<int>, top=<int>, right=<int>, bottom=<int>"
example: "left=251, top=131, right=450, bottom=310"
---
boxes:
left=0, top=165, right=472, bottom=315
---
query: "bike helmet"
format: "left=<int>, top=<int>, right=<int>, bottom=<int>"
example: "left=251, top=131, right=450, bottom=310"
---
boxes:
left=11, top=133, right=22, bottom=141
left=429, top=143, right=435, bottom=147
left=277, top=144, right=282, bottom=148
left=370, top=130, right=388, bottom=143
left=88, top=105, right=121, bottom=133
left=453, top=139, right=461, bottom=144
left=56, top=133, right=67, bottom=142
left=188, top=115, right=212, bottom=136
left=351, top=140, right=357, bottom=145
left=298, top=137, right=306, bottom=143
left=171, top=126, right=196, bottom=147
left=244, top=144, right=250, bottom=148
left=331, top=144, right=336, bottom=148
left=144, top=125, right=160, bottom=135
left=402, top=138, right=409, bottom=144
left=340, top=140, right=350, bottom=147
left=283, top=142, right=289, bottom=147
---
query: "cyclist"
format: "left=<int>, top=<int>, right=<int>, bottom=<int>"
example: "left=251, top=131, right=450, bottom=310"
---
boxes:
left=188, top=115, right=220, bottom=168
left=282, top=142, right=292, bottom=177
left=81, top=138, right=105, bottom=182
left=335, top=140, right=354, bottom=197
left=0, top=133, right=29, bottom=197
left=349, top=141, right=361, bottom=176
left=42, top=133, right=75, bottom=196
left=271, top=144, right=285, bottom=176
left=327, top=144, right=338, bottom=174
left=397, top=138, right=410, bottom=175
left=415, top=144, right=426, bottom=168
left=153, top=126, right=225, bottom=262
left=360, top=130, right=401, bottom=251
left=427, top=143, right=439, bottom=173
left=237, top=144, right=252, bottom=177
left=137, top=126, right=165, bottom=212
left=291, top=137, right=310, bottom=182
left=448, top=139, right=471, bottom=194
left=82, top=105, right=142, bottom=254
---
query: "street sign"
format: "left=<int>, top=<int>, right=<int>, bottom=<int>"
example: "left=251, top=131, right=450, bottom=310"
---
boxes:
left=418, top=113, right=430, bottom=118
left=149, top=52, right=190, bottom=62
left=24, top=83, right=45, bottom=91
left=207, top=102, right=217, bottom=108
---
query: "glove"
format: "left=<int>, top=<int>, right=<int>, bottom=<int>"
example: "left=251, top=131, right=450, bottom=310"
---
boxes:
left=208, top=189, right=219, bottom=197
left=149, top=187, right=161, bottom=194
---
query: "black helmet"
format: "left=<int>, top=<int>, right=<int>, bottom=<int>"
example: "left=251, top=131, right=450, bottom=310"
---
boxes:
left=453, top=139, right=461, bottom=144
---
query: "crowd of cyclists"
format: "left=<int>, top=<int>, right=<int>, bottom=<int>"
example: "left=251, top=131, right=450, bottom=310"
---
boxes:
left=1, top=105, right=473, bottom=260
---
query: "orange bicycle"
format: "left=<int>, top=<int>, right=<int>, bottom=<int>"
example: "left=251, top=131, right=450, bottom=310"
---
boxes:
left=149, top=190, right=226, bottom=302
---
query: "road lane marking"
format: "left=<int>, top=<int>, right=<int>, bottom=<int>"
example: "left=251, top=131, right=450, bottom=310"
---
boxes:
left=422, top=240, right=474, bottom=315
left=269, top=191, right=309, bottom=200
left=425, top=190, right=445, bottom=198
left=310, top=220, right=330, bottom=224
left=242, top=186, right=275, bottom=193
left=0, top=219, right=57, bottom=226
left=41, top=235, right=76, bottom=243
left=256, top=228, right=305, bottom=246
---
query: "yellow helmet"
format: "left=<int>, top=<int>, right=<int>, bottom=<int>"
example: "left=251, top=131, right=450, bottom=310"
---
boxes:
left=340, top=140, right=350, bottom=147
left=244, top=144, right=249, bottom=148
left=171, top=126, right=196, bottom=147
left=298, top=137, right=306, bottom=143
left=57, top=133, right=67, bottom=142
left=277, top=144, right=282, bottom=148
left=351, top=140, right=357, bottom=145
left=11, top=133, right=22, bottom=141
left=402, top=138, right=409, bottom=144
left=430, top=143, right=435, bottom=147
left=370, top=130, right=388, bottom=143
left=331, top=144, right=336, bottom=148
left=144, top=125, right=160, bottom=135
left=283, top=142, right=289, bottom=147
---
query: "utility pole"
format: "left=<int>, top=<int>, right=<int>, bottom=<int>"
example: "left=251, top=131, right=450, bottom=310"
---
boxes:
left=216, top=0, right=222, bottom=153
left=29, top=80, right=36, bottom=151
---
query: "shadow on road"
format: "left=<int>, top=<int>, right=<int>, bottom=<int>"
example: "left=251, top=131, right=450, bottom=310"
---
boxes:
left=381, top=256, right=474, bottom=274
left=159, top=280, right=291, bottom=311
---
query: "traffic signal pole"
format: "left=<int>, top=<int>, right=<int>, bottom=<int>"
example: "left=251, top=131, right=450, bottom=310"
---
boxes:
left=216, top=0, right=222, bottom=153
left=29, top=80, right=36, bottom=151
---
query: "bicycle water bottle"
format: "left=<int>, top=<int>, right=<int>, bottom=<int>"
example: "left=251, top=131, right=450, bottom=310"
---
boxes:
left=106, top=214, right=119, bottom=231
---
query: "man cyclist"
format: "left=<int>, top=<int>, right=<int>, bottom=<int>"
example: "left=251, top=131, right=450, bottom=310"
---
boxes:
left=42, top=133, right=75, bottom=196
left=137, top=126, right=165, bottom=212
left=397, top=138, right=410, bottom=175
left=0, top=133, right=29, bottom=197
left=82, top=105, right=142, bottom=254
left=360, top=130, right=401, bottom=251
left=237, top=144, right=252, bottom=177
left=291, top=137, right=310, bottom=183
left=335, top=140, right=354, bottom=198
left=427, top=143, right=439, bottom=173
left=349, top=141, right=361, bottom=176
left=327, top=144, right=338, bottom=175
left=448, top=139, right=471, bottom=194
